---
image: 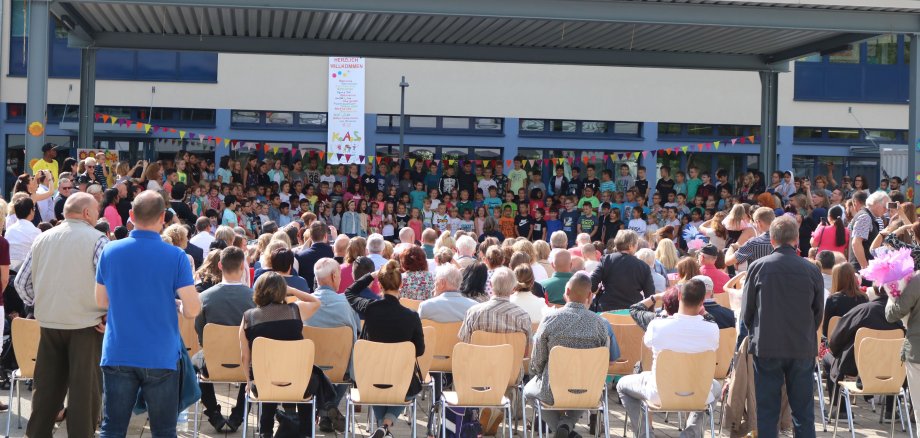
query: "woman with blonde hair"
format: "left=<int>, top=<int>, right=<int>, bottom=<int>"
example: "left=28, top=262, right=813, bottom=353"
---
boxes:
left=533, top=240, right=555, bottom=276
left=435, top=231, right=457, bottom=254
left=699, top=211, right=729, bottom=251
left=655, top=238, right=680, bottom=274
left=512, top=240, right=549, bottom=281
left=162, top=223, right=196, bottom=271
left=722, top=203, right=755, bottom=247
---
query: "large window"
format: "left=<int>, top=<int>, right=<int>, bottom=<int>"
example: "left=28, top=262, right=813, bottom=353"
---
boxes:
left=658, top=123, right=758, bottom=139
left=793, top=126, right=907, bottom=143
left=376, top=115, right=504, bottom=135
left=519, top=119, right=642, bottom=138
left=6, top=104, right=216, bottom=127
left=230, top=110, right=327, bottom=130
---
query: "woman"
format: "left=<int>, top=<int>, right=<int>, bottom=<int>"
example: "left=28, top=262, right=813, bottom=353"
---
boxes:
left=509, top=264, right=547, bottom=323
left=478, top=216, right=505, bottom=243
left=162, top=224, right=196, bottom=270
left=852, top=174, right=870, bottom=194
left=811, top=206, right=849, bottom=255
left=141, top=162, right=163, bottom=191
left=675, top=257, right=700, bottom=284
left=13, top=172, right=54, bottom=224
left=822, top=263, right=868, bottom=337
left=344, top=260, right=425, bottom=437
left=239, top=272, right=323, bottom=438
left=459, top=262, right=490, bottom=303
left=654, top=238, right=680, bottom=274
left=399, top=246, right=435, bottom=300
left=699, top=211, right=729, bottom=251
left=338, top=237, right=368, bottom=293
left=512, top=240, right=549, bottom=282
left=722, top=204, right=754, bottom=248
left=195, top=250, right=223, bottom=292
left=533, top=240, right=555, bottom=276
left=100, top=188, right=122, bottom=228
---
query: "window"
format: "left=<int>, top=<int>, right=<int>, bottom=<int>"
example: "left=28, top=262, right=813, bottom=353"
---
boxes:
left=828, top=45, right=860, bottom=64
left=409, top=116, right=437, bottom=129
left=797, top=55, right=822, bottom=63
left=550, top=120, right=576, bottom=133
left=407, top=146, right=435, bottom=162
left=614, top=122, right=641, bottom=136
left=686, top=124, right=715, bottom=136
left=376, top=115, right=503, bottom=135
left=473, top=148, right=502, bottom=160
left=717, top=125, right=744, bottom=137
left=441, top=147, right=470, bottom=162
left=907, top=35, right=912, bottom=64
left=658, top=123, right=682, bottom=136
left=474, top=118, right=502, bottom=130
left=521, top=119, right=641, bottom=138
left=6, top=103, right=25, bottom=120
left=520, top=119, right=545, bottom=132
left=266, top=112, right=294, bottom=126
left=298, top=113, right=327, bottom=127
left=231, top=110, right=326, bottom=129
left=827, top=128, right=860, bottom=140
left=48, top=105, right=79, bottom=122
left=867, top=35, right=897, bottom=65
left=794, top=127, right=824, bottom=140
left=581, top=122, right=608, bottom=134
left=442, top=117, right=470, bottom=129
left=866, top=130, right=898, bottom=142
left=232, top=111, right=261, bottom=125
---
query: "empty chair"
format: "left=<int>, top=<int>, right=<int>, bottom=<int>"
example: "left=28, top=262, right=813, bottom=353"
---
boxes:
left=346, top=340, right=420, bottom=438
left=6, top=318, right=39, bottom=436
left=441, top=343, right=515, bottom=438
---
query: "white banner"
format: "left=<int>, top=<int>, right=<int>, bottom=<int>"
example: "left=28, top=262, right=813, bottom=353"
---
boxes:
left=327, top=57, right=366, bottom=164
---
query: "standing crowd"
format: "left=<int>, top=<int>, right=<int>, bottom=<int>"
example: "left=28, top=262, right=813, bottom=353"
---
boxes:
left=0, top=143, right=918, bottom=438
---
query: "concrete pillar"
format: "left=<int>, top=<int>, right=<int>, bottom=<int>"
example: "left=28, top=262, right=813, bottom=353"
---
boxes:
left=759, top=71, right=779, bottom=178
left=776, top=125, right=794, bottom=172
left=909, top=33, right=920, bottom=205
left=641, top=122, right=659, bottom=184
left=25, top=0, right=51, bottom=169
left=77, top=48, right=96, bottom=149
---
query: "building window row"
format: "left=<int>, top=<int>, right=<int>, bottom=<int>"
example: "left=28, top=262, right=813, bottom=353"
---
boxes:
left=230, top=110, right=328, bottom=130
left=376, top=115, right=503, bottom=134
left=657, top=123, right=760, bottom=139
left=519, top=119, right=641, bottom=138
left=793, top=126, right=907, bottom=143
left=6, top=104, right=216, bottom=127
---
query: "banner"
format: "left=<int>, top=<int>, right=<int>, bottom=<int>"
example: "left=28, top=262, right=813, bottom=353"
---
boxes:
left=77, top=149, right=118, bottom=163
left=327, top=57, right=365, bottom=164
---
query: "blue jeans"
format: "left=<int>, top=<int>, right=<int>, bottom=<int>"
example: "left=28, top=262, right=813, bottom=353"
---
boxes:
left=752, top=356, right=816, bottom=438
left=100, top=365, right=180, bottom=438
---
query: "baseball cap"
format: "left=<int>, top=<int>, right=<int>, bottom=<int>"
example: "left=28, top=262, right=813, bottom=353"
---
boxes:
left=700, top=244, right=719, bottom=257
left=41, top=143, right=61, bottom=152
left=691, top=275, right=714, bottom=294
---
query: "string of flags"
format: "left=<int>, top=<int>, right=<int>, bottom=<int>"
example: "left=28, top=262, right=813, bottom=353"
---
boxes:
left=93, top=112, right=756, bottom=166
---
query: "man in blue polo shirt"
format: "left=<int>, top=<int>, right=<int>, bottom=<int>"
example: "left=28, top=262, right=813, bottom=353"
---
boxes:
left=95, top=190, right=201, bottom=437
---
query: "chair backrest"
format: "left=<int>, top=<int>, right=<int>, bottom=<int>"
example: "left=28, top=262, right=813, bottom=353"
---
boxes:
left=421, top=319, right=463, bottom=373
left=601, top=313, right=634, bottom=326
left=452, top=343, right=514, bottom=406
left=202, top=324, right=247, bottom=382
left=608, top=323, right=644, bottom=376
left=418, top=326, right=435, bottom=378
left=827, top=315, right=842, bottom=338
left=302, top=325, right=354, bottom=383
left=11, top=318, right=40, bottom=379
left=654, top=350, right=717, bottom=411
left=713, top=293, right=731, bottom=309
left=251, top=337, right=315, bottom=402
left=178, top=310, right=200, bottom=357
left=470, top=331, right=526, bottom=387
left=714, top=327, right=737, bottom=380
left=854, top=328, right=903, bottom=359
left=400, top=298, right=422, bottom=312
left=641, top=343, right=653, bottom=372
left=856, top=338, right=906, bottom=394
left=547, top=346, right=608, bottom=409
left=352, top=340, right=416, bottom=404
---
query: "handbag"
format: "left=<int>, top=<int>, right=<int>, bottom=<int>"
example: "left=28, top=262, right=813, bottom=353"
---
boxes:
left=133, top=337, right=202, bottom=415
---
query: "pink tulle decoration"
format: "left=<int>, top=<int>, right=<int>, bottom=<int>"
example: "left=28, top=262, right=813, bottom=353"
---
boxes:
left=688, top=239, right=706, bottom=251
left=859, top=248, right=915, bottom=297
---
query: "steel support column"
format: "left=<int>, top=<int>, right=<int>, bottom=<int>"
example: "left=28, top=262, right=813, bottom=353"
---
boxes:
left=759, top=71, right=779, bottom=177
left=77, top=48, right=96, bottom=149
left=25, top=0, right=51, bottom=168
left=909, top=33, right=920, bottom=205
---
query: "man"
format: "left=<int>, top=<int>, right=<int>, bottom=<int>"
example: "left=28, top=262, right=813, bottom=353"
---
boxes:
left=7, top=197, right=41, bottom=270
left=525, top=272, right=616, bottom=438
left=32, top=142, right=60, bottom=190
left=305, top=257, right=359, bottom=433
left=742, top=215, right=823, bottom=438
left=95, top=191, right=201, bottom=436
left=421, top=228, right=438, bottom=259
left=692, top=275, right=735, bottom=329
left=189, top=217, right=216, bottom=252
left=459, top=267, right=532, bottom=347
left=725, top=207, right=776, bottom=268
left=14, top=193, right=107, bottom=436
left=170, top=183, right=196, bottom=225
left=184, top=226, right=204, bottom=269
left=194, top=246, right=255, bottom=433
left=697, top=244, right=729, bottom=294
left=825, top=288, right=903, bottom=416
left=850, top=191, right=889, bottom=271
left=816, top=250, right=835, bottom=293
left=590, top=230, right=655, bottom=311
left=332, top=234, right=350, bottom=264
left=366, top=234, right=388, bottom=270
left=54, top=177, right=73, bottom=221
left=539, top=249, right=574, bottom=306
left=295, top=221, right=334, bottom=291
left=455, top=235, right=478, bottom=270
left=458, top=161, right=477, bottom=196
left=418, top=265, right=476, bottom=323
left=617, top=279, right=720, bottom=438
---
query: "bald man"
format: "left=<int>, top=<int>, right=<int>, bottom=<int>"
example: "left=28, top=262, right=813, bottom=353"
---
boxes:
left=15, top=192, right=108, bottom=436
left=539, top=249, right=573, bottom=305
left=524, top=272, right=617, bottom=436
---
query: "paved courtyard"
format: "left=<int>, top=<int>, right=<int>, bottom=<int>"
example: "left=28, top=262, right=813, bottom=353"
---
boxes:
left=0, top=382, right=908, bottom=437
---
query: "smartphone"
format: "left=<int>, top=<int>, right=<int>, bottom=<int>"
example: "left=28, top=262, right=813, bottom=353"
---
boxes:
left=888, top=201, right=898, bottom=210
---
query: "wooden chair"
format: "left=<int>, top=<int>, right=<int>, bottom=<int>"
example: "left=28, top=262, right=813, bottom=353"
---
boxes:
left=531, top=346, right=610, bottom=438
left=643, top=350, right=717, bottom=438
left=714, top=327, right=737, bottom=381
left=827, top=315, right=842, bottom=340
left=833, top=337, right=912, bottom=438
left=827, top=327, right=906, bottom=424
left=470, top=331, right=528, bottom=434
left=241, top=338, right=316, bottom=438
left=400, top=298, right=422, bottom=312
left=6, top=318, right=39, bottom=435
left=418, top=326, right=436, bottom=403
left=608, top=323, right=644, bottom=376
left=441, top=343, right=515, bottom=438
left=193, top=324, right=247, bottom=437
left=713, top=292, right=731, bottom=309
left=600, top=313, right=634, bottom=326
left=302, top=325, right=354, bottom=383
left=421, top=319, right=462, bottom=401
left=178, top=310, right=200, bottom=358
left=346, top=340, right=419, bottom=438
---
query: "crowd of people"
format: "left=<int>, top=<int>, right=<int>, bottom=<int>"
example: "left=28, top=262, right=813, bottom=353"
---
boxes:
left=2, top=143, right=920, bottom=438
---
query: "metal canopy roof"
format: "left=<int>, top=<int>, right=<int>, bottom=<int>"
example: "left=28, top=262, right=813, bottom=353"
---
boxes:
left=50, top=0, right=920, bottom=71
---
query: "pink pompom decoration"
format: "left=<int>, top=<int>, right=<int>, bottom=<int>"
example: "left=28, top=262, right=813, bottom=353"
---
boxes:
left=688, top=239, right=706, bottom=251
left=859, top=248, right=915, bottom=298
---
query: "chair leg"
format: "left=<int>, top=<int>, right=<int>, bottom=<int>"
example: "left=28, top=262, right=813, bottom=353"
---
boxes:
left=441, top=399, right=447, bottom=438
left=833, top=388, right=842, bottom=438
left=412, top=399, right=418, bottom=438
left=843, top=388, right=855, bottom=438
left=709, top=406, right=716, bottom=438
left=603, top=398, right=611, bottom=438
left=5, top=378, right=13, bottom=438
left=521, top=386, right=528, bottom=438
left=643, top=404, right=650, bottom=438
left=16, top=380, right=21, bottom=429
left=537, top=404, right=543, bottom=438
left=815, top=370, right=827, bottom=431
left=242, top=394, right=250, bottom=438
left=193, top=399, right=200, bottom=438
left=902, top=390, right=914, bottom=438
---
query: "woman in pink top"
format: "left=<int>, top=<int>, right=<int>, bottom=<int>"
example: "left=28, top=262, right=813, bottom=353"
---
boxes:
left=100, top=187, right=123, bottom=228
left=810, top=206, right=849, bottom=254
left=337, top=236, right=381, bottom=294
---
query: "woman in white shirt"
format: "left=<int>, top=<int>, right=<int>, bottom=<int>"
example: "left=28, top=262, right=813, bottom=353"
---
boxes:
left=509, top=264, right=547, bottom=324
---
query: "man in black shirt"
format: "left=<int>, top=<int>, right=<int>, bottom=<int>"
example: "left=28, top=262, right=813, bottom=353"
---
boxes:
left=514, top=207, right=533, bottom=239
left=582, top=164, right=600, bottom=194
left=169, top=183, right=197, bottom=225
left=634, top=166, right=650, bottom=201
left=457, top=161, right=476, bottom=196
left=589, top=229, right=655, bottom=311
left=532, top=208, right=547, bottom=241
left=655, top=166, right=676, bottom=205
left=715, top=168, right=732, bottom=195
left=567, top=167, right=583, bottom=198
left=360, top=163, right=378, bottom=196
left=54, top=178, right=73, bottom=221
